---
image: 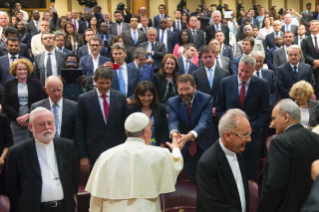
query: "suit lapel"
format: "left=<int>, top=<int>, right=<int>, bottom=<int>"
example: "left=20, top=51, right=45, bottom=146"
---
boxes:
left=190, top=92, right=200, bottom=126
left=243, top=76, right=257, bottom=108
left=26, top=139, right=42, bottom=178
left=287, top=63, right=298, bottom=80
left=178, top=99, right=189, bottom=127
left=53, top=139, right=64, bottom=178
left=44, top=98, right=51, bottom=110
left=55, top=50, right=61, bottom=75
left=199, top=68, right=211, bottom=92
left=60, top=99, right=69, bottom=135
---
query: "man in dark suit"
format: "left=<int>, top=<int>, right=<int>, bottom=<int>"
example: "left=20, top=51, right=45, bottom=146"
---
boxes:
left=242, top=9, right=259, bottom=26
left=95, top=22, right=114, bottom=51
left=76, top=66, right=127, bottom=173
left=108, top=11, right=130, bottom=36
left=166, top=17, right=181, bottom=41
left=168, top=74, right=214, bottom=183
left=173, top=10, right=187, bottom=31
left=78, top=29, right=108, bottom=58
left=6, top=107, right=79, bottom=212
left=196, top=109, right=250, bottom=212
left=216, top=55, right=271, bottom=182
left=156, top=19, right=176, bottom=53
left=111, top=42, right=142, bottom=102
left=139, top=7, right=152, bottom=27
left=30, top=76, right=77, bottom=140
left=178, top=44, right=197, bottom=75
left=139, top=16, right=150, bottom=33
left=26, top=10, right=41, bottom=37
left=70, top=10, right=82, bottom=34
left=267, top=36, right=283, bottom=71
left=311, top=5, right=319, bottom=20
left=121, top=17, right=147, bottom=54
left=54, top=32, right=73, bottom=54
left=302, top=20, right=319, bottom=95
left=186, top=16, right=205, bottom=52
left=206, top=10, right=229, bottom=45
left=294, top=25, right=307, bottom=46
left=258, top=99, right=319, bottom=212
left=78, top=11, right=92, bottom=35
left=153, top=4, right=167, bottom=29
left=232, top=37, right=254, bottom=75
left=215, top=31, right=234, bottom=61
left=33, top=32, right=67, bottom=87
left=97, top=12, right=113, bottom=28
left=265, top=20, right=284, bottom=50
left=138, top=27, right=166, bottom=72
left=281, top=14, right=298, bottom=37
left=128, top=48, right=154, bottom=81
left=277, top=45, right=315, bottom=98
left=209, top=39, right=232, bottom=75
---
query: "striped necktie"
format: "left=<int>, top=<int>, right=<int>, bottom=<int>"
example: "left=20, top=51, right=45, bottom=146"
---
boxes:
left=0, top=28, right=5, bottom=44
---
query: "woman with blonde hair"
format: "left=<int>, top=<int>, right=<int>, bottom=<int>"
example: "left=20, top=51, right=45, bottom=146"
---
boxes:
left=289, top=80, right=319, bottom=129
left=2, top=59, right=44, bottom=144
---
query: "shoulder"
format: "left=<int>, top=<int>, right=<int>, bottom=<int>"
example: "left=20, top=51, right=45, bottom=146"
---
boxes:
left=54, top=137, right=76, bottom=150
left=63, top=98, right=78, bottom=107
left=31, top=98, right=46, bottom=108
left=127, top=65, right=140, bottom=72
left=110, top=89, right=127, bottom=100
left=198, top=141, right=219, bottom=164
left=127, top=105, right=139, bottom=113
left=78, top=89, right=95, bottom=101
left=221, top=75, right=235, bottom=84
left=139, top=41, right=147, bottom=46
left=300, top=63, right=312, bottom=70
left=9, top=138, right=34, bottom=155
left=167, top=95, right=180, bottom=105
left=196, top=90, right=212, bottom=100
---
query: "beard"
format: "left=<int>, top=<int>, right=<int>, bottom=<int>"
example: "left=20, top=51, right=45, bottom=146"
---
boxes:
left=34, top=129, right=56, bottom=143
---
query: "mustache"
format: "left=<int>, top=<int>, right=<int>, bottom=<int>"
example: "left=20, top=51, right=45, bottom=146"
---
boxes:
left=41, top=129, right=54, bottom=136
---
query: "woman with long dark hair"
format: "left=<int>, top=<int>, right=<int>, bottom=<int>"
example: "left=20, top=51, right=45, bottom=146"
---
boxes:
left=17, top=22, right=31, bottom=49
left=64, top=21, right=84, bottom=53
left=89, top=16, right=98, bottom=34
left=55, top=16, right=68, bottom=33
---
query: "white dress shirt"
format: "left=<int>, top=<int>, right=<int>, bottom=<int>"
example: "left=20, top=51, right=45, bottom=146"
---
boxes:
left=311, top=33, right=319, bottom=48
left=300, top=107, right=310, bottom=128
left=284, top=24, right=291, bottom=31
left=147, top=41, right=156, bottom=57
left=159, top=29, right=168, bottom=49
left=298, top=35, right=304, bottom=46
left=237, top=76, right=251, bottom=96
left=182, top=56, right=190, bottom=73
left=35, top=139, right=64, bottom=202
left=8, top=53, right=19, bottom=66
left=87, top=43, right=92, bottom=55
left=44, top=49, right=58, bottom=77
left=49, top=97, right=63, bottom=136
left=92, top=54, right=100, bottom=74
left=175, top=20, right=182, bottom=30
left=253, top=69, right=262, bottom=78
left=96, top=88, right=110, bottom=124
left=219, top=139, right=246, bottom=212
left=117, top=63, right=128, bottom=94
left=214, top=23, right=222, bottom=31
left=289, top=62, right=299, bottom=73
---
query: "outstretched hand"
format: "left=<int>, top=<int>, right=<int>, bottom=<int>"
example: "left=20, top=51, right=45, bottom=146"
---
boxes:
left=166, top=133, right=182, bottom=150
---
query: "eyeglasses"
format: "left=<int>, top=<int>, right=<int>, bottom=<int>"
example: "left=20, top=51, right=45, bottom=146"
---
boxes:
left=90, top=44, right=100, bottom=47
left=229, top=131, right=251, bottom=140
left=294, top=93, right=305, bottom=98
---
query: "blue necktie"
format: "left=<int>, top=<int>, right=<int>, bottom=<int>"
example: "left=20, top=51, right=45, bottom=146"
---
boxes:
left=216, top=25, right=219, bottom=31
left=103, top=35, right=107, bottom=42
left=215, top=57, right=220, bottom=67
left=177, top=21, right=180, bottom=30
left=133, top=30, right=137, bottom=45
left=208, top=68, right=213, bottom=89
left=286, top=25, right=289, bottom=31
left=118, top=67, right=126, bottom=96
left=52, top=104, right=60, bottom=137
left=58, top=48, right=62, bottom=52
left=161, top=30, right=164, bottom=43
left=293, top=66, right=298, bottom=79
left=276, top=32, right=279, bottom=37
left=185, top=60, right=189, bottom=74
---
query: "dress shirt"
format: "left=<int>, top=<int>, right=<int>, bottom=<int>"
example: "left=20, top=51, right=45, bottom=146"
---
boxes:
left=237, top=76, right=250, bottom=96
left=168, top=27, right=174, bottom=32
left=214, top=23, right=221, bottom=31
left=35, top=139, right=64, bottom=202
left=92, top=54, right=100, bottom=74
left=20, top=9, right=29, bottom=22
left=117, top=22, right=123, bottom=35
left=49, top=97, right=63, bottom=136
left=182, top=56, right=190, bottom=73
left=159, top=29, right=168, bottom=49
left=130, top=29, right=139, bottom=43
left=87, top=43, right=92, bottom=55
left=300, top=107, right=310, bottom=128
left=71, top=19, right=79, bottom=32
left=116, top=63, right=128, bottom=94
left=55, top=46, right=64, bottom=52
left=159, top=14, right=165, bottom=19
left=44, top=49, right=58, bottom=77
left=281, top=18, right=300, bottom=26
left=311, top=33, right=319, bottom=48
left=205, top=65, right=216, bottom=82
left=33, top=20, right=40, bottom=31
left=253, top=69, right=262, bottom=78
left=289, top=62, right=299, bottom=73
left=175, top=20, right=182, bottom=29
left=7, top=53, right=19, bottom=66
left=273, top=31, right=282, bottom=38
left=147, top=41, right=156, bottom=56
left=96, top=88, right=110, bottom=124
left=190, top=29, right=197, bottom=38
left=219, top=139, right=246, bottom=212
left=284, top=24, right=291, bottom=31
left=215, top=54, right=223, bottom=68
left=298, top=35, right=304, bottom=45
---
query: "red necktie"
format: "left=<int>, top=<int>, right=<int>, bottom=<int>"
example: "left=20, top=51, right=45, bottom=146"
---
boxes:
left=187, top=102, right=197, bottom=156
left=239, top=82, right=246, bottom=108
left=101, top=94, right=109, bottom=122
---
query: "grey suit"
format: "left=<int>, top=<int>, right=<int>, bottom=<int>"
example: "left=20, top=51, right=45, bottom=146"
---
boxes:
left=186, top=28, right=205, bottom=51
left=273, top=47, right=305, bottom=71
left=137, top=41, right=167, bottom=69
left=26, top=21, right=40, bottom=37
left=198, top=56, right=231, bottom=75
left=33, top=50, right=67, bottom=87
left=301, top=10, right=314, bottom=36
left=235, top=39, right=264, bottom=57
left=108, top=22, right=130, bottom=36
left=121, top=29, right=147, bottom=54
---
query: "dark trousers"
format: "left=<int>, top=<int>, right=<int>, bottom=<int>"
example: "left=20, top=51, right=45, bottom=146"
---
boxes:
left=182, top=142, right=204, bottom=184
left=41, top=203, right=66, bottom=212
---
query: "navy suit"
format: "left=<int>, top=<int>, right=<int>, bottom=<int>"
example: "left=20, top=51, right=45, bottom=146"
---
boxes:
left=111, top=65, right=143, bottom=99
left=153, top=14, right=168, bottom=29
left=168, top=91, right=214, bottom=183
left=266, top=47, right=278, bottom=71
left=222, top=45, right=234, bottom=61
left=260, top=69, right=277, bottom=109
left=232, top=55, right=243, bottom=75
left=128, top=62, right=154, bottom=81
left=0, top=43, right=31, bottom=61
left=156, top=29, right=176, bottom=53
left=177, top=57, right=197, bottom=75
left=79, top=55, right=111, bottom=77
left=312, top=13, right=319, bottom=20
left=20, top=32, right=31, bottom=49
left=265, top=32, right=283, bottom=50
left=215, top=75, right=270, bottom=182
left=56, top=47, right=73, bottom=55
left=78, top=21, right=88, bottom=35
left=277, top=63, right=316, bottom=99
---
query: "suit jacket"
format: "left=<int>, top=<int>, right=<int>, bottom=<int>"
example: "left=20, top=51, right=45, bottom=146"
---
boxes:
left=77, top=44, right=108, bottom=58
left=20, top=32, right=31, bottom=49
left=59, top=47, right=73, bottom=55
left=173, top=20, right=187, bottom=31
left=0, top=113, right=13, bottom=155
left=280, top=24, right=298, bottom=37
left=2, top=78, right=44, bottom=121
left=258, top=124, right=319, bottom=212
left=0, top=43, right=31, bottom=61
left=138, top=41, right=167, bottom=68
left=5, top=137, right=80, bottom=212
left=232, top=55, right=243, bottom=76
left=127, top=62, right=154, bottom=81
left=302, top=35, right=319, bottom=75
left=196, top=140, right=249, bottom=212
left=294, top=36, right=308, bottom=46
left=30, top=98, right=77, bottom=140
left=177, top=57, right=197, bottom=75
left=277, top=63, right=315, bottom=98
left=221, top=44, right=234, bottom=61
left=75, top=89, right=127, bottom=166
left=206, top=24, right=229, bottom=46
left=95, top=33, right=115, bottom=45
left=199, top=57, right=231, bottom=75
left=111, top=65, right=143, bottom=98
left=33, top=49, right=67, bottom=87
left=127, top=103, right=168, bottom=145
left=153, top=14, right=168, bottom=29
left=108, top=22, right=130, bottom=36
left=235, top=39, right=264, bottom=57
left=261, top=69, right=277, bottom=109
left=301, top=175, right=319, bottom=212
left=151, top=73, right=178, bottom=104
left=156, top=29, right=176, bottom=53
left=26, top=21, right=40, bottom=37
left=265, top=32, right=284, bottom=50
left=242, top=18, right=259, bottom=26
left=301, top=10, right=314, bottom=33
left=79, top=55, right=111, bottom=77
left=121, top=29, right=147, bottom=54
left=266, top=47, right=278, bottom=71
left=186, top=28, right=205, bottom=51
left=273, top=47, right=305, bottom=70
left=78, top=20, right=88, bottom=35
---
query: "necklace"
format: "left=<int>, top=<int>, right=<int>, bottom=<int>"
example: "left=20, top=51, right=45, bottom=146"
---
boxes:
left=36, top=146, right=60, bottom=182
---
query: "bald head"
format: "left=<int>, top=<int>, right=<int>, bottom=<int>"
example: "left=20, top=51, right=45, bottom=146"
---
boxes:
left=140, top=7, right=147, bottom=16
left=44, top=76, right=63, bottom=103
left=104, top=12, right=110, bottom=20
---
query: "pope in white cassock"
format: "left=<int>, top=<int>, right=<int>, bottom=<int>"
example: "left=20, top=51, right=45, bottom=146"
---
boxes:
left=86, top=112, right=184, bottom=212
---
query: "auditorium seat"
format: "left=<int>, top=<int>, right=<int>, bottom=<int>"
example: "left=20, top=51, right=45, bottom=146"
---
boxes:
left=266, top=134, right=277, bottom=152
left=0, top=195, right=10, bottom=212
left=260, top=158, right=266, bottom=173
left=248, top=180, right=258, bottom=212
left=177, top=169, right=191, bottom=182
left=77, top=172, right=90, bottom=212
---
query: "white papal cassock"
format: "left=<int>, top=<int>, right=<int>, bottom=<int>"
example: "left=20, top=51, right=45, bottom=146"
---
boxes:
left=85, top=137, right=183, bottom=212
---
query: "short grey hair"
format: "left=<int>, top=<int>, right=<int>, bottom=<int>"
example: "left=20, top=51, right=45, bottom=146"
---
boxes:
left=54, top=32, right=65, bottom=39
left=276, top=99, right=301, bottom=122
left=147, top=27, right=157, bottom=35
left=284, top=13, right=292, bottom=19
left=40, top=20, right=50, bottom=27
left=243, top=24, right=252, bottom=30
left=253, top=51, right=265, bottom=59
left=134, top=48, right=148, bottom=58
left=212, top=10, right=221, bottom=18
left=29, top=107, right=53, bottom=124
left=239, top=55, right=256, bottom=68
left=112, top=42, right=127, bottom=53
left=0, top=12, right=9, bottom=21
left=287, top=44, right=302, bottom=54
left=218, top=109, right=248, bottom=137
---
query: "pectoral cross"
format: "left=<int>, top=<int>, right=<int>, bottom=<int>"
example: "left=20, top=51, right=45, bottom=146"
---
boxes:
left=53, top=176, right=59, bottom=180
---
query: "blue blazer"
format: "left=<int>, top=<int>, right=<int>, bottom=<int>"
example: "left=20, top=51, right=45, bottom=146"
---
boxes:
left=79, top=55, right=111, bottom=77
left=222, top=45, right=234, bottom=61
left=62, top=48, right=73, bottom=55
left=20, top=32, right=31, bottom=49
left=153, top=14, right=168, bottom=29
left=312, top=13, right=319, bottom=20
left=266, top=47, right=277, bottom=71
left=177, top=57, right=197, bottom=75
left=127, top=62, right=154, bottom=81
left=111, top=65, right=143, bottom=98
left=231, top=55, right=243, bottom=75
left=261, top=69, right=277, bottom=109
left=156, top=29, right=176, bottom=53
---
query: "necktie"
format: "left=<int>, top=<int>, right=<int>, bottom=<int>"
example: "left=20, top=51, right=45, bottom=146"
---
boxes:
left=161, top=30, right=164, bottom=43
left=0, top=28, right=5, bottom=44
left=101, top=94, right=109, bottom=122
left=52, top=104, right=59, bottom=137
left=256, top=71, right=260, bottom=77
left=216, top=25, right=219, bottom=31
left=118, top=23, right=122, bottom=35
left=144, top=27, right=147, bottom=32
left=215, top=57, right=220, bottom=67
left=208, top=68, right=213, bottom=89
left=103, top=35, right=107, bottom=42
left=187, top=102, right=197, bottom=156
left=35, top=21, right=39, bottom=32
left=133, top=30, right=137, bottom=45
left=314, top=36, right=318, bottom=53
left=293, top=66, right=298, bottom=79
left=47, top=53, right=53, bottom=77
left=177, top=21, right=180, bottom=30
left=11, top=56, right=16, bottom=63
left=185, top=60, right=189, bottom=74
left=73, top=20, right=77, bottom=31
left=239, top=82, right=246, bottom=108
left=118, top=67, right=126, bottom=95
left=300, top=37, right=303, bottom=46
left=58, top=48, right=62, bottom=52
left=286, top=25, right=289, bottom=31
left=192, top=30, right=196, bottom=39
left=276, top=32, right=279, bottom=37
left=151, top=44, right=156, bottom=68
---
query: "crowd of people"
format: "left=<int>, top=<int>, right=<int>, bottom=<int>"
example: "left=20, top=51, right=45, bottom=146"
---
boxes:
left=1, top=1, right=319, bottom=212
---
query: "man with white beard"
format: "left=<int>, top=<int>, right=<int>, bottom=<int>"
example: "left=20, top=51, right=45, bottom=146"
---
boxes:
left=5, top=107, right=80, bottom=212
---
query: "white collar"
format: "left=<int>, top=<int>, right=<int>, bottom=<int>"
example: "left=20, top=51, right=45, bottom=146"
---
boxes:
left=35, top=138, right=54, bottom=148
left=289, top=62, right=299, bottom=68
left=49, top=97, right=63, bottom=108
left=45, top=49, right=55, bottom=55
left=219, top=139, right=236, bottom=157
left=8, top=53, right=19, bottom=58
left=205, top=64, right=216, bottom=71
left=96, top=87, right=110, bottom=97
left=148, top=41, right=156, bottom=45
left=237, top=76, right=251, bottom=85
